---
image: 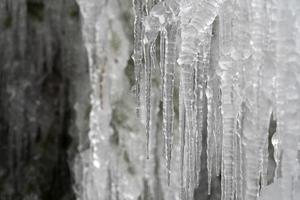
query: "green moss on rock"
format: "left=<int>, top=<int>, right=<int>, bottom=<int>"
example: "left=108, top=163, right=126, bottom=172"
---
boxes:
left=69, top=4, right=80, bottom=20
left=3, top=16, right=12, bottom=28
left=27, top=1, right=44, bottom=22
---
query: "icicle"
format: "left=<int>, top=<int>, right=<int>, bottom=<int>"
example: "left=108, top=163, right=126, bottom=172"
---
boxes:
left=263, top=0, right=278, bottom=186
left=263, top=0, right=280, bottom=182
left=179, top=72, right=186, bottom=200
left=181, top=62, right=195, bottom=198
left=144, top=38, right=159, bottom=158
left=194, top=49, right=204, bottom=187
left=144, top=41, right=153, bottom=159
left=250, top=0, right=274, bottom=189
left=191, top=29, right=213, bottom=196
left=141, top=0, right=181, bottom=183
left=206, top=90, right=214, bottom=196
left=162, top=23, right=178, bottom=185
left=132, top=0, right=144, bottom=117
left=160, top=29, right=166, bottom=99
left=207, top=85, right=215, bottom=194
left=71, top=0, right=300, bottom=199
left=209, top=17, right=223, bottom=183
left=218, top=1, right=236, bottom=199
left=215, top=86, right=223, bottom=178
left=143, top=7, right=161, bottom=158
left=230, top=0, right=253, bottom=199
left=179, top=11, right=197, bottom=200
left=207, top=18, right=221, bottom=194
left=177, top=0, right=226, bottom=198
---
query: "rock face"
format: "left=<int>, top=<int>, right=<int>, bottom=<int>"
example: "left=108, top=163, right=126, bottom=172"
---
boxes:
left=0, top=0, right=90, bottom=199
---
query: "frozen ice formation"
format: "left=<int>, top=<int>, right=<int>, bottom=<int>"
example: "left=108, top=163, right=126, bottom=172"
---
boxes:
left=74, top=0, right=300, bottom=199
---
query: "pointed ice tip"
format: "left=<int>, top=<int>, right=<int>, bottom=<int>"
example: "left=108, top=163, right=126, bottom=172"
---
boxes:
left=146, top=139, right=150, bottom=159
left=167, top=169, right=171, bottom=186
left=146, top=147, right=150, bottom=159
left=208, top=187, right=211, bottom=195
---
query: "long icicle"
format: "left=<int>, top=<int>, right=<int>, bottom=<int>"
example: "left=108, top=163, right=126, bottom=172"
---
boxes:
left=218, top=1, right=236, bottom=199
left=160, top=29, right=166, bottom=100
left=194, top=47, right=204, bottom=187
left=132, top=0, right=145, bottom=117
left=179, top=62, right=187, bottom=200
left=162, top=23, right=178, bottom=185
left=144, top=40, right=153, bottom=159
left=207, top=18, right=220, bottom=195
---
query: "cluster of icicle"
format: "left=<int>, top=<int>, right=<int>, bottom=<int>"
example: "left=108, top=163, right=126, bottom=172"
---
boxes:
left=133, top=0, right=300, bottom=199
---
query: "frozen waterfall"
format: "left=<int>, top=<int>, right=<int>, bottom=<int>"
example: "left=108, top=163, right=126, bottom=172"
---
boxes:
left=74, top=0, right=300, bottom=200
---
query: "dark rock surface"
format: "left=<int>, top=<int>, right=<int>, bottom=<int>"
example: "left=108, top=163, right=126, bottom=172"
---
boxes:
left=0, top=0, right=90, bottom=199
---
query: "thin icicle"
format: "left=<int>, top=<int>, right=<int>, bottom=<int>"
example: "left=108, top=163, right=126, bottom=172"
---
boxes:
left=143, top=0, right=180, bottom=181
left=160, top=29, right=166, bottom=99
left=179, top=69, right=187, bottom=200
left=144, top=41, right=153, bottom=159
left=194, top=49, right=204, bottom=186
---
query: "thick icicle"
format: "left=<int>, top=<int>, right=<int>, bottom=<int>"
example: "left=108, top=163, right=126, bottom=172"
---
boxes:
left=250, top=0, right=273, bottom=191
left=207, top=18, right=220, bottom=194
left=132, top=0, right=144, bottom=117
left=182, top=62, right=195, bottom=199
left=162, top=23, right=178, bottom=184
left=231, top=2, right=248, bottom=198
left=218, top=1, right=237, bottom=199
left=197, top=30, right=212, bottom=193
left=143, top=5, right=161, bottom=158
left=210, top=17, right=223, bottom=183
